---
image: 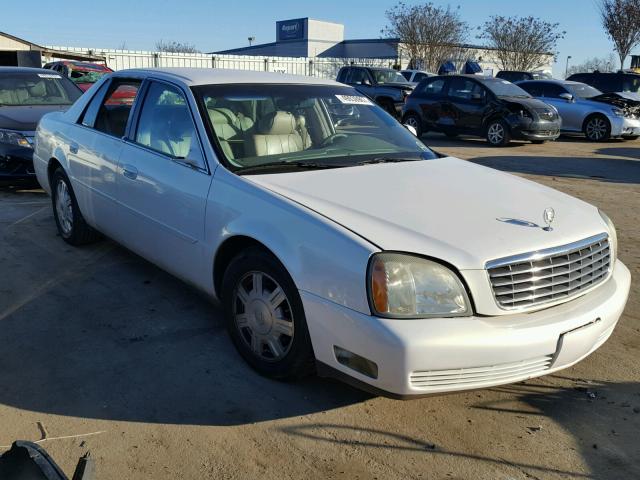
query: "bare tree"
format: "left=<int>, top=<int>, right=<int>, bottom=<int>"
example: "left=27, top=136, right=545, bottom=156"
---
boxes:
left=598, top=0, right=640, bottom=68
left=567, top=54, right=618, bottom=75
left=382, top=2, right=467, bottom=72
left=477, top=16, right=565, bottom=71
left=155, top=40, right=200, bottom=54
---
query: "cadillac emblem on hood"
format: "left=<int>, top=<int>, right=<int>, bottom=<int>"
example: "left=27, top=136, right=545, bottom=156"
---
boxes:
left=543, top=207, right=556, bottom=231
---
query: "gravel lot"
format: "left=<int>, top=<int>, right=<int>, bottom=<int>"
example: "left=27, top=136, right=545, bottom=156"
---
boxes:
left=0, top=134, right=638, bottom=479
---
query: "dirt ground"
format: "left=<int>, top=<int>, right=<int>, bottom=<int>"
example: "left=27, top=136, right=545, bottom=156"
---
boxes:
left=0, top=134, right=638, bottom=479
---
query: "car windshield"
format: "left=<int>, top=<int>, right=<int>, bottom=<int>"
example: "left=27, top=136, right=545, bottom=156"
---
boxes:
left=193, top=84, right=436, bottom=173
left=486, top=79, right=532, bottom=98
left=622, top=76, right=640, bottom=93
left=370, top=69, right=409, bottom=84
left=69, top=67, right=109, bottom=84
left=566, top=83, right=602, bottom=99
left=0, top=72, right=82, bottom=106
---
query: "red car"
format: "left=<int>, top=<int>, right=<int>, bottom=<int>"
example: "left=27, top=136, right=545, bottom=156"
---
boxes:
left=43, top=61, right=112, bottom=91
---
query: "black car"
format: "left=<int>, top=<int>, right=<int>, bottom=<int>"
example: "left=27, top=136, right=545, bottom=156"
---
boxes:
left=496, top=71, right=552, bottom=83
left=566, top=71, right=640, bottom=94
left=401, top=75, right=561, bottom=146
left=337, top=66, right=414, bottom=117
left=0, top=67, right=82, bottom=185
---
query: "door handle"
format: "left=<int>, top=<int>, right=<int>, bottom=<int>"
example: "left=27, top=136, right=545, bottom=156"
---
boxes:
left=69, top=142, right=79, bottom=154
left=122, top=164, right=138, bottom=180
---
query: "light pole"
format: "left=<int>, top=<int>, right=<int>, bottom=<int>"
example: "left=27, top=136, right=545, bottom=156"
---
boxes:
left=248, top=36, right=255, bottom=47
left=565, top=55, right=572, bottom=78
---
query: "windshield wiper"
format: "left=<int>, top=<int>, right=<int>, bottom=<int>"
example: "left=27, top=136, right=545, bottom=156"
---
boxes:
left=235, top=161, right=347, bottom=175
left=355, top=156, right=422, bottom=166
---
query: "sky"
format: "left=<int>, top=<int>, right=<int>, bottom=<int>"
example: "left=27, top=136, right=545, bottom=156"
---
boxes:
left=0, top=0, right=625, bottom=77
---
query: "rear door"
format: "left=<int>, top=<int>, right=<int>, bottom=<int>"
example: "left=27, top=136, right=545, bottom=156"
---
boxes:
left=446, top=77, right=487, bottom=133
left=411, top=77, right=448, bottom=130
left=114, top=79, right=212, bottom=284
left=69, top=78, right=142, bottom=234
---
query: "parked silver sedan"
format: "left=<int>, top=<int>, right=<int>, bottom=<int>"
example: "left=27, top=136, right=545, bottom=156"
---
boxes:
left=517, top=79, right=640, bottom=141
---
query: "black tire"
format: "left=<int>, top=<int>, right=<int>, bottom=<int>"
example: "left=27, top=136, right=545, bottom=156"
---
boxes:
left=51, top=167, right=101, bottom=246
left=221, top=247, right=315, bottom=380
left=583, top=114, right=611, bottom=142
left=486, top=119, right=511, bottom=147
left=378, top=99, right=397, bottom=118
left=402, top=112, right=423, bottom=137
left=531, top=140, right=546, bottom=144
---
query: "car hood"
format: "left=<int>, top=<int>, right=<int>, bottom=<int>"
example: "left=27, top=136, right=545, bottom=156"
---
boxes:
left=0, top=105, right=71, bottom=131
left=498, top=96, right=553, bottom=111
left=590, top=92, right=640, bottom=108
left=246, top=158, right=607, bottom=270
left=381, top=82, right=415, bottom=90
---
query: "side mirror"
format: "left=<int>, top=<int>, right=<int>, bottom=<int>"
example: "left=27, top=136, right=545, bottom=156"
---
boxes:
left=403, top=124, right=418, bottom=136
left=558, top=92, right=573, bottom=102
left=362, top=78, right=372, bottom=86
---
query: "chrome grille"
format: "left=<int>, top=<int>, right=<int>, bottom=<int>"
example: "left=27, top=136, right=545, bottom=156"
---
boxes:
left=487, top=233, right=611, bottom=310
left=410, top=355, right=553, bottom=390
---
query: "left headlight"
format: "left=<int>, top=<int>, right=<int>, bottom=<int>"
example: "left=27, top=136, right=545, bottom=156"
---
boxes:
left=611, top=107, right=625, bottom=118
left=368, top=253, right=471, bottom=318
left=0, top=129, right=33, bottom=148
left=599, top=209, right=618, bottom=265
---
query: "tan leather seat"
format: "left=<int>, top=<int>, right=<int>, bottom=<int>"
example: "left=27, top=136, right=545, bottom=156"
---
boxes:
left=208, top=108, right=241, bottom=159
left=249, top=111, right=307, bottom=157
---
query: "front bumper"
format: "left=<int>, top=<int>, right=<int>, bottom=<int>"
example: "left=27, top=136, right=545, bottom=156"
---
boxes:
left=0, top=143, right=37, bottom=184
left=508, top=116, right=561, bottom=141
left=611, top=116, right=640, bottom=137
left=304, top=261, right=630, bottom=398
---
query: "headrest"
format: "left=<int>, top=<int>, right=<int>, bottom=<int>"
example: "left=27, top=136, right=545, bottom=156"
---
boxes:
left=258, top=111, right=297, bottom=135
left=28, top=82, right=46, bottom=97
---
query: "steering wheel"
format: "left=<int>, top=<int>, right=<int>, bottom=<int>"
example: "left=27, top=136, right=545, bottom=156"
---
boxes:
left=320, top=133, right=348, bottom=147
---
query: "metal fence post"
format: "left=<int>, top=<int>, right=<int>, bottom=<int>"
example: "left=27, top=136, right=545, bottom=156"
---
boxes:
left=211, top=55, right=216, bottom=69
left=309, top=59, right=314, bottom=77
left=264, top=58, right=269, bottom=71
left=153, top=53, right=159, bottom=68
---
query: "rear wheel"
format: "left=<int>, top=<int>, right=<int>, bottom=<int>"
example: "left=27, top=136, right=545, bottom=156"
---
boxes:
left=486, top=119, right=511, bottom=147
left=583, top=115, right=611, bottom=142
left=51, top=167, right=101, bottom=246
left=402, top=112, right=423, bottom=137
left=221, top=247, right=315, bottom=380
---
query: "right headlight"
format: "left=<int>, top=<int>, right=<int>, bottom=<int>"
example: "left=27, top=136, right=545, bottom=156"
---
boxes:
left=368, top=253, right=471, bottom=318
left=599, top=209, right=618, bottom=265
left=0, top=129, right=33, bottom=148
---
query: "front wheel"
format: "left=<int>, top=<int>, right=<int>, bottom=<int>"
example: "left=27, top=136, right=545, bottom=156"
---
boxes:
left=221, top=247, right=315, bottom=380
left=402, top=112, right=423, bottom=137
left=583, top=115, right=611, bottom=142
left=51, top=167, right=101, bottom=245
left=486, top=119, right=511, bottom=147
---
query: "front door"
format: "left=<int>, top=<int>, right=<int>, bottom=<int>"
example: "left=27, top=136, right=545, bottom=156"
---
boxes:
left=115, top=80, right=212, bottom=284
left=446, top=77, right=487, bottom=134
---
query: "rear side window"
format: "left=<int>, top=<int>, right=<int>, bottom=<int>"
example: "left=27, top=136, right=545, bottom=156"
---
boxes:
left=518, top=82, right=543, bottom=97
left=400, top=71, right=412, bottom=81
left=416, top=78, right=445, bottom=97
left=413, top=72, right=428, bottom=83
left=348, top=68, right=368, bottom=85
left=134, top=82, right=203, bottom=163
left=591, top=75, right=620, bottom=93
left=93, top=80, right=141, bottom=137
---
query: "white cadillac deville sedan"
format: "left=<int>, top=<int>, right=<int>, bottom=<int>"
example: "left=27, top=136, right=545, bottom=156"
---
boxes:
left=34, top=68, right=630, bottom=398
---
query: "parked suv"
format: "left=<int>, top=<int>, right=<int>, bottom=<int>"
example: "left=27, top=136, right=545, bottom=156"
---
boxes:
left=567, top=71, right=640, bottom=94
left=402, top=75, right=561, bottom=146
left=337, top=66, right=414, bottom=117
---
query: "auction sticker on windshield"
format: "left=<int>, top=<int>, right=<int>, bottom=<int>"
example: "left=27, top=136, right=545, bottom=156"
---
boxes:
left=335, top=94, right=374, bottom=105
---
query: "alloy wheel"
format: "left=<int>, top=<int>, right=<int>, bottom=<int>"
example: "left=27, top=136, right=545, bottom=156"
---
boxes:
left=487, top=123, right=505, bottom=145
left=55, top=179, right=73, bottom=236
left=232, top=271, right=295, bottom=362
left=586, top=117, right=607, bottom=141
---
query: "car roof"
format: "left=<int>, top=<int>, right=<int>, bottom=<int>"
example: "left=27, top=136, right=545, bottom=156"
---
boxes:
left=0, top=66, right=59, bottom=74
left=111, top=67, right=341, bottom=87
left=517, top=79, right=584, bottom=86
